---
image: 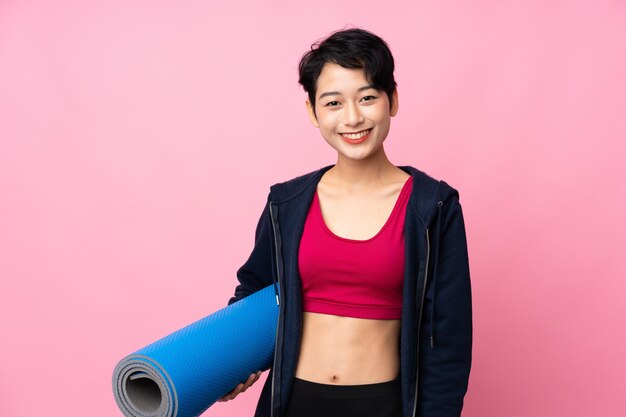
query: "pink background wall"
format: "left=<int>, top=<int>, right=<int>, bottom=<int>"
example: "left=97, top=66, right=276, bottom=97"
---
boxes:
left=1, top=1, right=624, bottom=416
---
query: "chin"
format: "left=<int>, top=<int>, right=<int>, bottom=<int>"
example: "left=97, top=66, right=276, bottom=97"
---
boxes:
left=339, top=151, right=377, bottom=162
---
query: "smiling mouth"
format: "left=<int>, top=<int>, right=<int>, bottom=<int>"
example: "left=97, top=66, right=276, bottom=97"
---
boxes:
left=340, top=129, right=371, bottom=140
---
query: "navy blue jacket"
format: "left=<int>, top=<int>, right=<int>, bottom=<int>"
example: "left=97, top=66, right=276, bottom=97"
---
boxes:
left=228, top=164, right=472, bottom=417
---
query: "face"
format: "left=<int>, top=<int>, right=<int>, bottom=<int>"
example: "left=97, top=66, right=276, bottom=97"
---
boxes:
left=305, top=62, right=399, bottom=163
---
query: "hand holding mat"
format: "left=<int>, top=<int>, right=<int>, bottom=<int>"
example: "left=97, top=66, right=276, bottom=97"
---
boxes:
left=112, top=284, right=279, bottom=417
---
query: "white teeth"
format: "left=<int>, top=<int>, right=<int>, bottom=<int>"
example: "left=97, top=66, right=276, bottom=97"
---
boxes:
left=341, top=129, right=370, bottom=139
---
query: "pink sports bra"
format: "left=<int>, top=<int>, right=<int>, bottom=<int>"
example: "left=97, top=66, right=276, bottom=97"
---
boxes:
left=298, top=176, right=413, bottom=320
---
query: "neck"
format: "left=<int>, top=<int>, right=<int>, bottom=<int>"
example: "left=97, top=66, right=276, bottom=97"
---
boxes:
left=328, top=147, right=399, bottom=189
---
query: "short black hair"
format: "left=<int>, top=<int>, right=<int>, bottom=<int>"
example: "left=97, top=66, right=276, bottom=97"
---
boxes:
left=298, top=27, right=397, bottom=117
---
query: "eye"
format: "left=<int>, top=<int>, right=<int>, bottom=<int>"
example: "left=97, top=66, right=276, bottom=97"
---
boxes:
left=361, top=95, right=377, bottom=102
left=325, top=101, right=340, bottom=107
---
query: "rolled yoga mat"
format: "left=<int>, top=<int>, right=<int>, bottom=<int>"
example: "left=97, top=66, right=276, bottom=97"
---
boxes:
left=112, top=284, right=279, bottom=417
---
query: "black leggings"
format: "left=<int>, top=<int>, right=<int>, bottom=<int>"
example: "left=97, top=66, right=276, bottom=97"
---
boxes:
left=283, top=376, right=402, bottom=417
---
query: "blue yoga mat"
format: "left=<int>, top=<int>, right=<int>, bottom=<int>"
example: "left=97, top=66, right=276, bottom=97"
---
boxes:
left=112, top=285, right=279, bottom=417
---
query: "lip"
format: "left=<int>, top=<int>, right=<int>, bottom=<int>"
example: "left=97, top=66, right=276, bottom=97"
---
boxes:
left=340, top=128, right=372, bottom=144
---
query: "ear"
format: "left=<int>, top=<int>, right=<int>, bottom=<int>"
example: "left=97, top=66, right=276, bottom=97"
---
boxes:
left=390, top=88, right=399, bottom=117
left=305, top=100, right=319, bottom=128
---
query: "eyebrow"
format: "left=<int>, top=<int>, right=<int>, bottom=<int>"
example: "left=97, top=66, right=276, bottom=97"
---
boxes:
left=318, top=84, right=378, bottom=100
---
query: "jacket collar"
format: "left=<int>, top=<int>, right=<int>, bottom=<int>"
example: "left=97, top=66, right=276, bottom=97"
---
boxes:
left=268, top=163, right=458, bottom=229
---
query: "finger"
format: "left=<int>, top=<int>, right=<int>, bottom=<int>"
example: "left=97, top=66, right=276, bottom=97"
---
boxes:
left=218, top=393, right=231, bottom=402
left=221, top=391, right=235, bottom=402
left=247, top=371, right=261, bottom=387
left=221, top=383, right=243, bottom=402
left=244, top=374, right=256, bottom=387
left=241, top=378, right=253, bottom=392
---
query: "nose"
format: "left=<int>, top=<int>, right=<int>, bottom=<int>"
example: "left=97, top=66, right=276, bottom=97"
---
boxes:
left=343, top=102, right=364, bottom=126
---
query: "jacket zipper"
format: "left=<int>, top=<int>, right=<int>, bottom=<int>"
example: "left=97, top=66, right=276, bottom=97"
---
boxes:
left=269, top=202, right=283, bottom=417
left=412, top=228, right=431, bottom=417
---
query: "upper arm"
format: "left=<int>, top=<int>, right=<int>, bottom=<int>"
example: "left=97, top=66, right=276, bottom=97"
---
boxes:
left=227, top=193, right=276, bottom=306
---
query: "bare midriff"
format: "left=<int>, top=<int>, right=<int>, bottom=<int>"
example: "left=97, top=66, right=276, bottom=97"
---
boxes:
left=294, top=311, right=401, bottom=385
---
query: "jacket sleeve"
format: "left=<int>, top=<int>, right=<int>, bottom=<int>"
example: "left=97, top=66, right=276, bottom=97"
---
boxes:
left=418, top=193, right=473, bottom=417
left=227, top=192, right=276, bottom=306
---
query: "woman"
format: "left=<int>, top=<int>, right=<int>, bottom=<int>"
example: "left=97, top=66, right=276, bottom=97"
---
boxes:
left=219, top=28, right=472, bottom=417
